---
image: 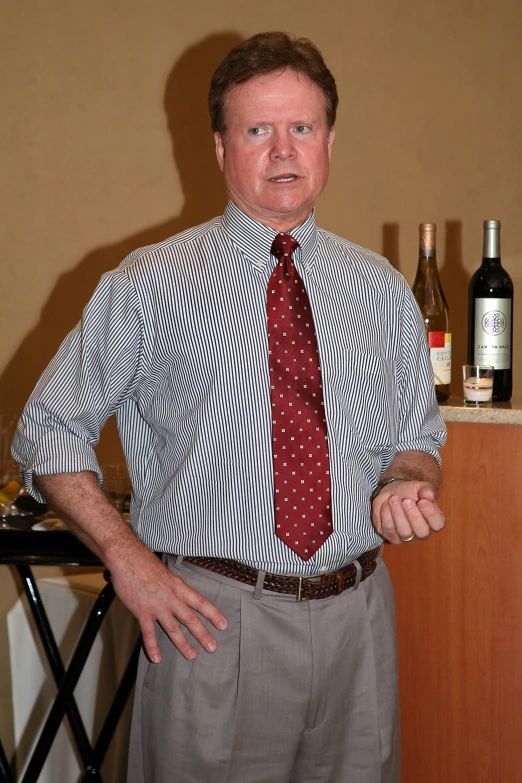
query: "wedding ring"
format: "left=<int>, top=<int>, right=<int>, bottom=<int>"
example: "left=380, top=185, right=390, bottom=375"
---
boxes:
left=399, top=532, right=415, bottom=543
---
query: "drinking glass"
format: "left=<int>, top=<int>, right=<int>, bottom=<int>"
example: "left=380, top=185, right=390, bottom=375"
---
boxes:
left=0, top=414, right=34, bottom=524
left=462, top=365, right=494, bottom=406
left=0, top=415, right=21, bottom=507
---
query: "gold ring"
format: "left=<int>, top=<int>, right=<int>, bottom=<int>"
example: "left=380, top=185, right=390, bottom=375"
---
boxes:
left=399, top=532, right=415, bottom=543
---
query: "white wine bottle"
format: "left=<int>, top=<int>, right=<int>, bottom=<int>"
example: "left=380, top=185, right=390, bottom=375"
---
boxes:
left=468, top=220, right=513, bottom=401
left=412, top=223, right=451, bottom=402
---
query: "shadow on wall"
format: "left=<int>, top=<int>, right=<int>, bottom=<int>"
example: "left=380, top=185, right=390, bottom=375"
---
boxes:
left=0, top=32, right=243, bottom=461
left=382, top=220, right=470, bottom=396
left=382, top=223, right=401, bottom=274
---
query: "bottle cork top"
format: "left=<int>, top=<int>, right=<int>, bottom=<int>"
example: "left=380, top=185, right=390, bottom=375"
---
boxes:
left=483, top=220, right=501, bottom=258
left=419, top=223, right=437, bottom=256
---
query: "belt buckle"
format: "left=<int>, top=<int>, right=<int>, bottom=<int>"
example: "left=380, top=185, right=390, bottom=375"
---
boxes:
left=297, top=569, right=346, bottom=601
left=296, top=576, right=309, bottom=602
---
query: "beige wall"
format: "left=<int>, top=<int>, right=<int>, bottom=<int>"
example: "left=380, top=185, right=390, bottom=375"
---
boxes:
left=2, top=0, right=522, bottom=460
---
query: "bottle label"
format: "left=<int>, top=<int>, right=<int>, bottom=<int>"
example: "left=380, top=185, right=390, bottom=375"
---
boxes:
left=474, top=298, right=511, bottom=369
left=428, top=332, right=451, bottom=385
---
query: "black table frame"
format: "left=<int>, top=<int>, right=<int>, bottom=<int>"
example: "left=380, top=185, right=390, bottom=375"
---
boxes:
left=0, top=527, right=141, bottom=783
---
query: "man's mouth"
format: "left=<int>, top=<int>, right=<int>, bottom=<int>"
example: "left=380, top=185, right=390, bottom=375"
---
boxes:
left=269, top=175, right=299, bottom=183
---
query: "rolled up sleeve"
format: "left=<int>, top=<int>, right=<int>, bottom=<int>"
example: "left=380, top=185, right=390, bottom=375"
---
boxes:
left=12, top=267, right=145, bottom=502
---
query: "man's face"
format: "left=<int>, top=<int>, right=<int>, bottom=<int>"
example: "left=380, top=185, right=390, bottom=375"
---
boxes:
left=214, top=68, right=335, bottom=233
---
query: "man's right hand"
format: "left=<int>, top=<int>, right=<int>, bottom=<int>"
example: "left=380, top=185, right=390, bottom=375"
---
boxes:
left=35, top=471, right=227, bottom=663
left=108, top=545, right=228, bottom=662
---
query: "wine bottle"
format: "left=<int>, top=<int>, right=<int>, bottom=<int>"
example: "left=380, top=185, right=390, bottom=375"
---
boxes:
left=412, top=223, right=451, bottom=402
left=468, top=220, right=513, bottom=401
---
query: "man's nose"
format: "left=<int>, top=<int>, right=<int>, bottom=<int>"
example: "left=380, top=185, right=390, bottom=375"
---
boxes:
left=269, top=130, right=296, bottom=161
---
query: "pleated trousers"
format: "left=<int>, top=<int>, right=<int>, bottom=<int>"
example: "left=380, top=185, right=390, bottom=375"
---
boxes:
left=127, top=553, right=400, bottom=783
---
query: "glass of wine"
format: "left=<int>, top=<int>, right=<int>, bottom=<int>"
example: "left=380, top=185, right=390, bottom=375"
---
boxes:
left=0, top=414, right=34, bottom=525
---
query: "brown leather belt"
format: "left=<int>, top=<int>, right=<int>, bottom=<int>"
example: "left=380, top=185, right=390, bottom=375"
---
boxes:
left=183, top=546, right=380, bottom=602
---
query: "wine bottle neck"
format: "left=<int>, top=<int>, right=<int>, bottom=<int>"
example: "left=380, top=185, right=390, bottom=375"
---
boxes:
left=417, top=254, right=440, bottom=272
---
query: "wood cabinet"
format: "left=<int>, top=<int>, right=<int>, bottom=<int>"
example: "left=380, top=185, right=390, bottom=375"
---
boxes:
left=384, top=418, right=522, bottom=782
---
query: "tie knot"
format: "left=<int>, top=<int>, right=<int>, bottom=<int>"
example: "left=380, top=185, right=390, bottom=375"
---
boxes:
left=271, top=233, right=299, bottom=261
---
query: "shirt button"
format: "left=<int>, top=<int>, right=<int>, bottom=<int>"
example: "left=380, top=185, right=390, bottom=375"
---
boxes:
left=319, top=566, right=328, bottom=573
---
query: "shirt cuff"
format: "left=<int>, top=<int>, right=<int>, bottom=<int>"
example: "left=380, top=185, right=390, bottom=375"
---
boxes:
left=394, top=438, right=444, bottom=467
left=16, top=444, right=103, bottom=504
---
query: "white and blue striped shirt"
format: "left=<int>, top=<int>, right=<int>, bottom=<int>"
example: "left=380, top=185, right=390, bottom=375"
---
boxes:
left=13, top=201, right=446, bottom=575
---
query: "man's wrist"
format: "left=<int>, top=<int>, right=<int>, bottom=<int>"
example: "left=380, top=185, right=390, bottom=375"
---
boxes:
left=370, top=476, right=407, bottom=502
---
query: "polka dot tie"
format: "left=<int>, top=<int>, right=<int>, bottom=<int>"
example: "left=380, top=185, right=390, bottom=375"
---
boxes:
left=267, top=233, right=332, bottom=561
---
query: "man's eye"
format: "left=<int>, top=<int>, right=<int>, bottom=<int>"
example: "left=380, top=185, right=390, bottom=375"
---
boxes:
left=295, top=125, right=310, bottom=134
left=248, top=127, right=265, bottom=136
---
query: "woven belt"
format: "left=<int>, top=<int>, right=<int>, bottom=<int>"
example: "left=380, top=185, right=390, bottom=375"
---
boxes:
left=183, top=546, right=380, bottom=602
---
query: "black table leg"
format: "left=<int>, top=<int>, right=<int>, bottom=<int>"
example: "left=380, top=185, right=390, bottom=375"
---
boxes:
left=1, top=546, right=139, bottom=783
left=21, top=581, right=116, bottom=783
left=0, top=739, right=14, bottom=783
left=90, top=636, right=141, bottom=775
left=17, top=565, right=99, bottom=773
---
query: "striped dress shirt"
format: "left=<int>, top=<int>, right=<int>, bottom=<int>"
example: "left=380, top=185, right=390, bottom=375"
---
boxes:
left=13, top=201, right=446, bottom=576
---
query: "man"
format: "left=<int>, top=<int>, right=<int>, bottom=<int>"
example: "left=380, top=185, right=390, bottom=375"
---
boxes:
left=13, top=32, right=446, bottom=782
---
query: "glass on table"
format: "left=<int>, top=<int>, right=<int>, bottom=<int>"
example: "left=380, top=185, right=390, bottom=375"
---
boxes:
left=0, top=414, right=22, bottom=510
left=462, top=365, right=494, bottom=406
left=0, top=414, right=35, bottom=525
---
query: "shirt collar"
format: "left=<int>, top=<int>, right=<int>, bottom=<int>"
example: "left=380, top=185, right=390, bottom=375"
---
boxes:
left=221, top=200, right=317, bottom=274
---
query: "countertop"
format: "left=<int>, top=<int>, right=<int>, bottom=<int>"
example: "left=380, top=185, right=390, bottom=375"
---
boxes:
left=438, top=396, right=522, bottom=425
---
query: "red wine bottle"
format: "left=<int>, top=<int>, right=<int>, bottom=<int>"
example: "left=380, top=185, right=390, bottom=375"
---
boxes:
left=468, top=220, right=513, bottom=401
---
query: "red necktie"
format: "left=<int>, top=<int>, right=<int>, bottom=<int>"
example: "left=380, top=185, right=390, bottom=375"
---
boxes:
left=267, top=233, right=333, bottom=561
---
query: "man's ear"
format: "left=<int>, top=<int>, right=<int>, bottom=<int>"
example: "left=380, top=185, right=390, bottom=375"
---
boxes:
left=214, top=132, right=225, bottom=172
left=327, top=126, right=336, bottom=160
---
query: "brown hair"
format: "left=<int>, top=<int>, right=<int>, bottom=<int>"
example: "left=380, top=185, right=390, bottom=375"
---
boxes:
left=208, top=32, right=338, bottom=137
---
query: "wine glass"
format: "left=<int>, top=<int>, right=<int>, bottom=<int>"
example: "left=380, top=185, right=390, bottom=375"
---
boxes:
left=0, top=414, right=32, bottom=522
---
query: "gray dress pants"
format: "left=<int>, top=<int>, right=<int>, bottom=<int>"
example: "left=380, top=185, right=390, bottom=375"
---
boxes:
left=127, top=554, right=400, bottom=783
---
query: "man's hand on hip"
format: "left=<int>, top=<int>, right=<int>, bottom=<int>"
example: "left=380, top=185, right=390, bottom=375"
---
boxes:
left=34, top=471, right=227, bottom=663
left=109, top=545, right=228, bottom=663
left=371, top=479, right=445, bottom=544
